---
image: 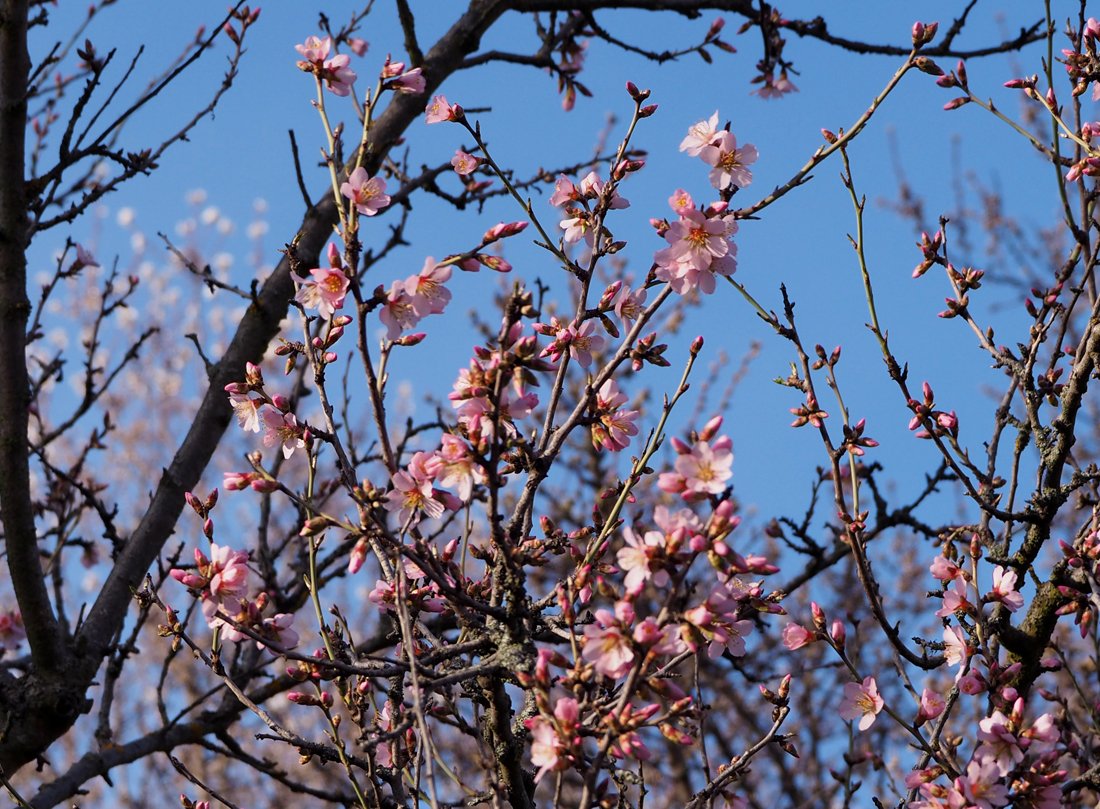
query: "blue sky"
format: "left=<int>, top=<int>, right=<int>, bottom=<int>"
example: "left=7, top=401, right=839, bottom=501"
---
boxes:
left=27, top=2, right=1064, bottom=531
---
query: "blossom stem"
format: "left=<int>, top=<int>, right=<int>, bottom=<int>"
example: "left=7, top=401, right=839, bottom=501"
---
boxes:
left=584, top=340, right=698, bottom=567
left=734, top=49, right=918, bottom=220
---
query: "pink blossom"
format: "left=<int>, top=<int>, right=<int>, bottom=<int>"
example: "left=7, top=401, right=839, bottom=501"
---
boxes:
left=1022, top=711, right=1059, bottom=754
left=380, top=282, right=424, bottom=339
left=262, top=409, right=306, bottom=459
left=564, top=319, right=605, bottom=368
left=942, top=624, right=971, bottom=670
left=403, top=257, right=452, bottom=316
left=549, top=175, right=580, bottom=207
left=582, top=609, right=635, bottom=678
left=425, top=94, right=461, bottom=124
left=579, top=170, right=629, bottom=209
left=227, top=390, right=263, bottom=433
left=838, top=676, right=884, bottom=731
left=434, top=433, right=485, bottom=501
left=613, top=283, right=647, bottom=329
left=700, top=130, right=758, bottom=190
left=257, top=613, right=300, bottom=651
left=294, top=35, right=331, bottom=64
left=674, top=437, right=733, bottom=498
left=752, top=70, right=798, bottom=98
left=592, top=379, right=639, bottom=452
left=559, top=208, right=594, bottom=245
left=172, top=544, right=253, bottom=635
left=936, top=578, right=973, bottom=617
left=389, top=66, right=425, bottom=94
left=658, top=208, right=731, bottom=268
left=654, top=208, right=738, bottom=294
left=958, top=669, right=987, bottom=695
left=384, top=451, right=445, bottom=526
left=653, top=504, right=702, bottom=536
left=680, top=111, right=721, bottom=157
left=682, top=583, right=754, bottom=658
left=916, top=688, right=945, bottom=725
left=669, top=188, right=695, bottom=215
left=617, top=528, right=669, bottom=595
left=975, top=710, right=1024, bottom=776
left=373, top=701, right=400, bottom=768
left=929, top=554, right=964, bottom=582
left=293, top=266, right=350, bottom=319
left=341, top=167, right=390, bottom=216
left=448, top=346, right=539, bottom=448
left=348, top=37, right=368, bottom=57
left=321, top=53, right=356, bottom=96
left=633, top=617, right=685, bottom=656
left=782, top=622, right=815, bottom=650
left=451, top=149, right=480, bottom=176
left=206, top=544, right=250, bottom=600
left=525, top=697, right=579, bottom=782
left=987, top=565, right=1024, bottom=612
left=954, top=758, right=1009, bottom=809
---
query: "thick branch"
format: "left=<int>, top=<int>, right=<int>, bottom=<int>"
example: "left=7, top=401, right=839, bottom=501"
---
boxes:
left=0, top=0, right=64, bottom=673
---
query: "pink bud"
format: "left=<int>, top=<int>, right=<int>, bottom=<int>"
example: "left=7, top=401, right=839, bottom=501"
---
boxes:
left=625, top=81, right=650, bottom=101
left=699, top=414, right=723, bottom=441
left=830, top=619, right=846, bottom=645
left=810, top=602, right=826, bottom=630
left=482, top=220, right=528, bottom=243
left=911, top=20, right=938, bottom=48
left=223, top=472, right=253, bottom=491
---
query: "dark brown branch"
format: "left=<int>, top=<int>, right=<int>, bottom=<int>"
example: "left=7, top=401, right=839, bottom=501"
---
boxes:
left=0, top=0, right=65, bottom=676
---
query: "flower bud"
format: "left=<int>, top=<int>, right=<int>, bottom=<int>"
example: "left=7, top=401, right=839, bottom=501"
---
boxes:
left=913, top=56, right=944, bottom=76
left=810, top=601, right=826, bottom=631
left=830, top=619, right=846, bottom=646
left=911, top=21, right=938, bottom=48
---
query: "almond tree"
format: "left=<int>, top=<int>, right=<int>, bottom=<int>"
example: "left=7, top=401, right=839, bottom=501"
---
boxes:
left=3, top=3, right=1087, bottom=808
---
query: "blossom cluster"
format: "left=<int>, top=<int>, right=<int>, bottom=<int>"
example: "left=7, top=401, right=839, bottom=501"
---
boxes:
left=225, top=362, right=308, bottom=461
left=170, top=539, right=298, bottom=650
left=518, top=416, right=782, bottom=791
